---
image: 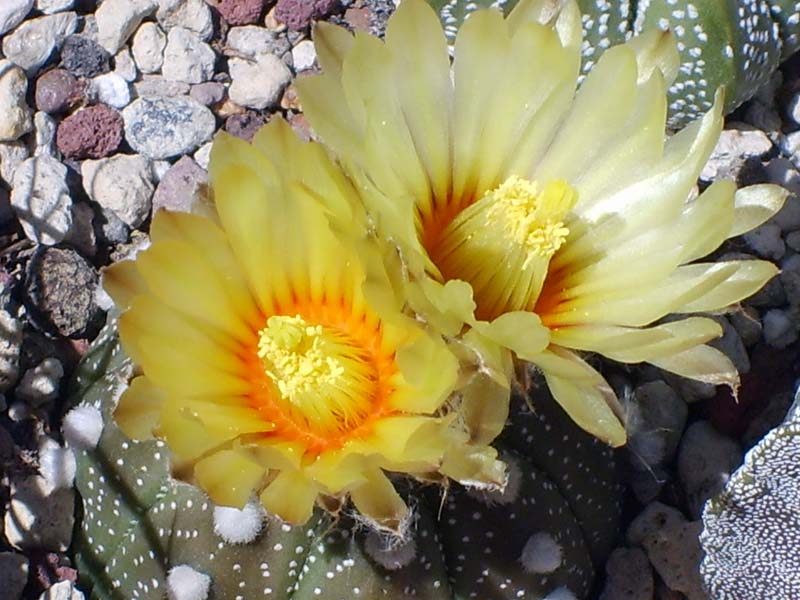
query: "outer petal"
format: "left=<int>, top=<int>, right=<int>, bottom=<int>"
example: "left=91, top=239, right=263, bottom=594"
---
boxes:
left=440, top=444, right=506, bottom=489
left=729, top=184, right=789, bottom=238
left=650, top=344, right=739, bottom=391
left=474, top=311, right=551, bottom=362
left=260, top=470, right=319, bottom=525
left=392, top=332, right=459, bottom=414
left=193, top=449, right=265, bottom=508
left=102, top=260, right=147, bottom=312
left=349, top=466, right=408, bottom=533
left=114, top=376, right=164, bottom=441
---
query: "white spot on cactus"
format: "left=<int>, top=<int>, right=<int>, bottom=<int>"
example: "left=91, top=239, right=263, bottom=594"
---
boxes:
left=520, top=531, right=562, bottom=574
left=167, top=565, right=211, bottom=600
left=39, top=437, right=76, bottom=490
left=63, top=405, right=104, bottom=450
left=364, top=530, right=418, bottom=570
left=543, top=586, right=578, bottom=600
left=213, top=500, right=265, bottom=544
left=467, top=456, right=521, bottom=505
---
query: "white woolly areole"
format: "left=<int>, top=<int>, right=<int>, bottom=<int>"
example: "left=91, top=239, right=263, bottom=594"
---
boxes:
left=38, top=437, right=76, bottom=490
left=167, top=565, right=211, bottom=600
left=63, top=405, right=104, bottom=450
left=543, top=586, right=578, bottom=600
left=213, top=500, right=265, bottom=544
left=466, top=456, right=521, bottom=506
left=364, top=529, right=418, bottom=570
left=520, top=531, right=563, bottom=574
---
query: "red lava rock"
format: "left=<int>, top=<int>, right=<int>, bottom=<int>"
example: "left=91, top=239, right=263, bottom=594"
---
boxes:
left=216, top=0, right=267, bottom=25
left=225, top=111, right=266, bottom=141
left=35, top=69, right=83, bottom=115
left=274, top=0, right=338, bottom=30
left=56, top=104, right=123, bottom=160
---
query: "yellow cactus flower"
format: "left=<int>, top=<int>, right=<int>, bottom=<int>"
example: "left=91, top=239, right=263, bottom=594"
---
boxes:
left=103, top=119, right=506, bottom=533
left=296, top=0, right=788, bottom=446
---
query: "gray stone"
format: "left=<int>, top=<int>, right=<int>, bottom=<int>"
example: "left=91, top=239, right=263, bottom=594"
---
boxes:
left=33, top=111, right=57, bottom=157
left=156, top=0, right=214, bottom=40
left=132, top=22, right=167, bottom=74
left=152, top=156, right=208, bottom=213
left=0, top=187, right=13, bottom=225
left=763, top=158, right=800, bottom=232
left=0, top=0, right=33, bottom=36
left=113, top=47, right=138, bottom=82
left=700, top=126, right=772, bottom=182
left=780, top=252, right=800, bottom=306
left=642, top=520, right=706, bottom=600
left=0, top=310, right=23, bottom=392
left=36, top=0, right=74, bottom=14
left=96, top=0, right=157, bottom=54
left=162, top=26, right=216, bottom=84
left=2, top=12, right=78, bottom=75
left=0, top=552, right=28, bottom=600
left=16, top=358, right=63, bottom=406
left=627, top=501, right=687, bottom=547
left=226, top=25, right=291, bottom=59
left=787, top=230, right=800, bottom=251
left=762, top=308, right=798, bottom=349
left=63, top=202, right=97, bottom=258
left=0, top=140, right=29, bottom=186
left=677, top=421, right=742, bottom=519
left=291, top=39, right=316, bottom=71
left=599, top=547, right=654, bottom=600
left=89, top=72, right=130, bottom=109
left=82, top=154, right=154, bottom=227
left=190, top=81, right=225, bottom=105
left=744, top=223, right=786, bottom=260
left=728, top=306, right=762, bottom=347
left=123, top=95, right=215, bottom=159
left=228, top=54, right=291, bottom=109
left=4, top=474, right=75, bottom=552
left=788, top=91, right=800, bottom=128
left=708, top=315, right=750, bottom=374
left=133, top=74, right=190, bottom=97
left=625, top=381, right=687, bottom=468
left=0, top=61, right=33, bottom=141
left=10, top=155, right=72, bottom=245
left=38, top=580, right=85, bottom=600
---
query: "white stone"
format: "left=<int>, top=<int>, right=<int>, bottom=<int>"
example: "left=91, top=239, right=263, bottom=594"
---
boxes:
left=157, top=0, right=213, bottom=40
left=132, top=22, right=167, bottom=74
left=520, top=532, right=563, bottom=574
left=123, top=96, right=215, bottom=159
left=82, top=154, right=154, bottom=227
left=226, top=26, right=289, bottom=59
left=0, top=309, right=22, bottom=392
left=0, top=552, right=29, bottom=600
left=788, top=92, right=800, bottom=128
left=114, top=46, right=138, bottom=82
left=167, top=565, right=211, bottom=600
left=0, top=140, right=29, bottom=186
left=39, top=581, right=85, bottom=600
left=35, top=0, right=74, bottom=14
left=10, top=155, right=73, bottom=245
left=291, top=39, right=316, bottom=71
left=193, top=141, right=212, bottom=170
left=228, top=54, right=291, bottom=109
left=213, top=500, right=265, bottom=544
left=4, top=475, right=75, bottom=552
left=162, top=26, right=216, bottom=84
left=63, top=405, right=104, bottom=450
left=38, top=436, right=76, bottom=490
left=90, top=72, right=131, bottom=109
left=2, top=12, right=78, bottom=74
left=764, top=158, right=800, bottom=232
left=16, top=357, right=63, bottom=406
left=96, top=0, right=157, bottom=54
left=33, top=111, right=57, bottom=157
left=0, top=60, right=33, bottom=141
left=763, top=308, right=798, bottom=349
left=0, top=0, right=33, bottom=36
left=744, top=223, right=786, bottom=260
left=700, top=127, right=773, bottom=181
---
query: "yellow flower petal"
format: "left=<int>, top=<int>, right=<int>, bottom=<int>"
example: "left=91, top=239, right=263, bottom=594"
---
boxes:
left=627, top=28, right=680, bottom=85
left=114, top=376, right=164, bottom=441
left=391, top=332, right=458, bottom=414
left=440, top=444, right=506, bottom=489
left=102, top=259, right=146, bottom=312
left=650, top=344, right=739, bottom=392
left=349, top=467, right=408, bottom=533
left=729, top=184, right=789, bottom=238
left=193, top=449, right=264, bottom=508
left=260, top=470, right=319, bottom=525
left=457, top=373, right=511, bottom=446
left=474, top=311, right=551, bottom=362
left=313, top=21, right=354, bottom=76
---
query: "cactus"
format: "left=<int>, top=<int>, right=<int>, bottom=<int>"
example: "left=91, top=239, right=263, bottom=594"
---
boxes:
left=427, top=0, right=800, bottom=128
left=67, top=320, right=623, bottom=599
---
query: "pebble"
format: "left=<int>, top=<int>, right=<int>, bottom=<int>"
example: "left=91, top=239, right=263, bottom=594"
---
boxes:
left=38, top=579, right=85, bottom=600
left=59, top=35, right=111, bottom=78
left=625, top=381, right=687, bottom=468
left=699, top=126, right=773, bottom=181
left=89, top=72, right=131, bottom=109
left=113, top=47, right=138, bottom=82
left=788, top=92, right=800, bottom=127
left=4, top=475, right=75, bottom=552
left=34, top=111, right=57, bottom=157
left=762, top=308, right=798, bottom=348
left=763, top=158, right=800, bottom=231
left=780, top=130, right=800, bottom=164
left=729, top=306, right=762, bottom=347
left=190, top=81, right=225, bottom=105
left=291, top=39, right=317, bottom=71
left=10, top=155, right=73, bottom=245
left=744, top=223, right=786, bottom=260
left=56, top=104, right=123, bottom=159
left=787, top=230, right=800, bottom=251
left=0, top=552, right=29, bottom=600
left=642, top=520, right=707, bottom=600
left=162, top=26, right=216, bottom=84
left=0, top=0, right=33, bottom=36
left=63, top=201, right=97, bottom=258
left=133, top=74, right=190, bottom=97
left=225, top=111, right=266, bottom=141
left=96, top=0, right=157, bottom=54
left=123, top=95, right=215, bottom=159
left=627, top=501, right=687, bottom=547
left=780, top=252, right=800, bottom=305
left=194, top=141, right=212, bottom=169
left=0, top=187, right=13, bottom=225
left=676, top=421, right=742, bottom=519
left=16, top=357, right=64, bottom=405
left=82, top=153, right=154, bottom=227
left=274, top=0, right=337, bottom=30
left=157, top=0, right=214, bottom=41
left=98, top=207, right=130, bottom=245
left=2, top=12, right=78, bottom=75
left=225, top=25, right=291, bottom=59
left=0, top=61, right=33, bottom=141
left=708, top=315, right=750, bottom=374
left=36, top=0, right=74, bottom=14
left=131, top=22, right=167, bottom=74
left=152, top=156, right=208, bottom=213
left=0, top=140, right=30, bottom=187
left=216, top=0, right=266, bottom=25
left=229, top=54, right=291, bottom=109
left=26, top=247, right=101, bottom=338
left=38, top=436, right=76, bottom=490
left=599, top=547, right=654, bottom=600
left=0, top=309, right=23, bottom=392
left=34, top=68, right=82, bottom=114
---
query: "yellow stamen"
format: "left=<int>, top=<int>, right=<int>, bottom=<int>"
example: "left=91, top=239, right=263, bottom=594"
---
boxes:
left=428, top=176, right=577, bottom=321
left=257, top=315, right=376, bottom=434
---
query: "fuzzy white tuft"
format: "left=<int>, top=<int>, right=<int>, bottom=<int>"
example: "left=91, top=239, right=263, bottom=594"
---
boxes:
left=364, top=530, right=418, bottom=570
left=167, top=565, right=211, bottom=600
left=543, top=586, right=578, bottom=600
left=38, top=437, right=76, bottom=490
left=213, top=500, right=265, bottom=544
left=520, top=531, right=563, bottom=574
left=63, top=405, right=104, bottom=450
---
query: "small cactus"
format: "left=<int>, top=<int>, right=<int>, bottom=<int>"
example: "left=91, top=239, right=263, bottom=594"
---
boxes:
left=68, top=321, right=623, bottom=599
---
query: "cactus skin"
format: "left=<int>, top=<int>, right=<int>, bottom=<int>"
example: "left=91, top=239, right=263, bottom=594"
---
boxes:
left=68, top=321, right=622, bottom=599
left=427, top=0, right=800, bottom=128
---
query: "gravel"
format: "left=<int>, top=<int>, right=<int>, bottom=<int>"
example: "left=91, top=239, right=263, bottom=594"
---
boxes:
left=0, top=60, right=33, bottom=141
left=10, top=155, right=72, bottom=245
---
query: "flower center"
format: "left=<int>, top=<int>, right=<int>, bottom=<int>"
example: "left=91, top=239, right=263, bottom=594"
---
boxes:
left=428, top=176, right=577, bottom=321
left=257, top=314, right=377, bottom=435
